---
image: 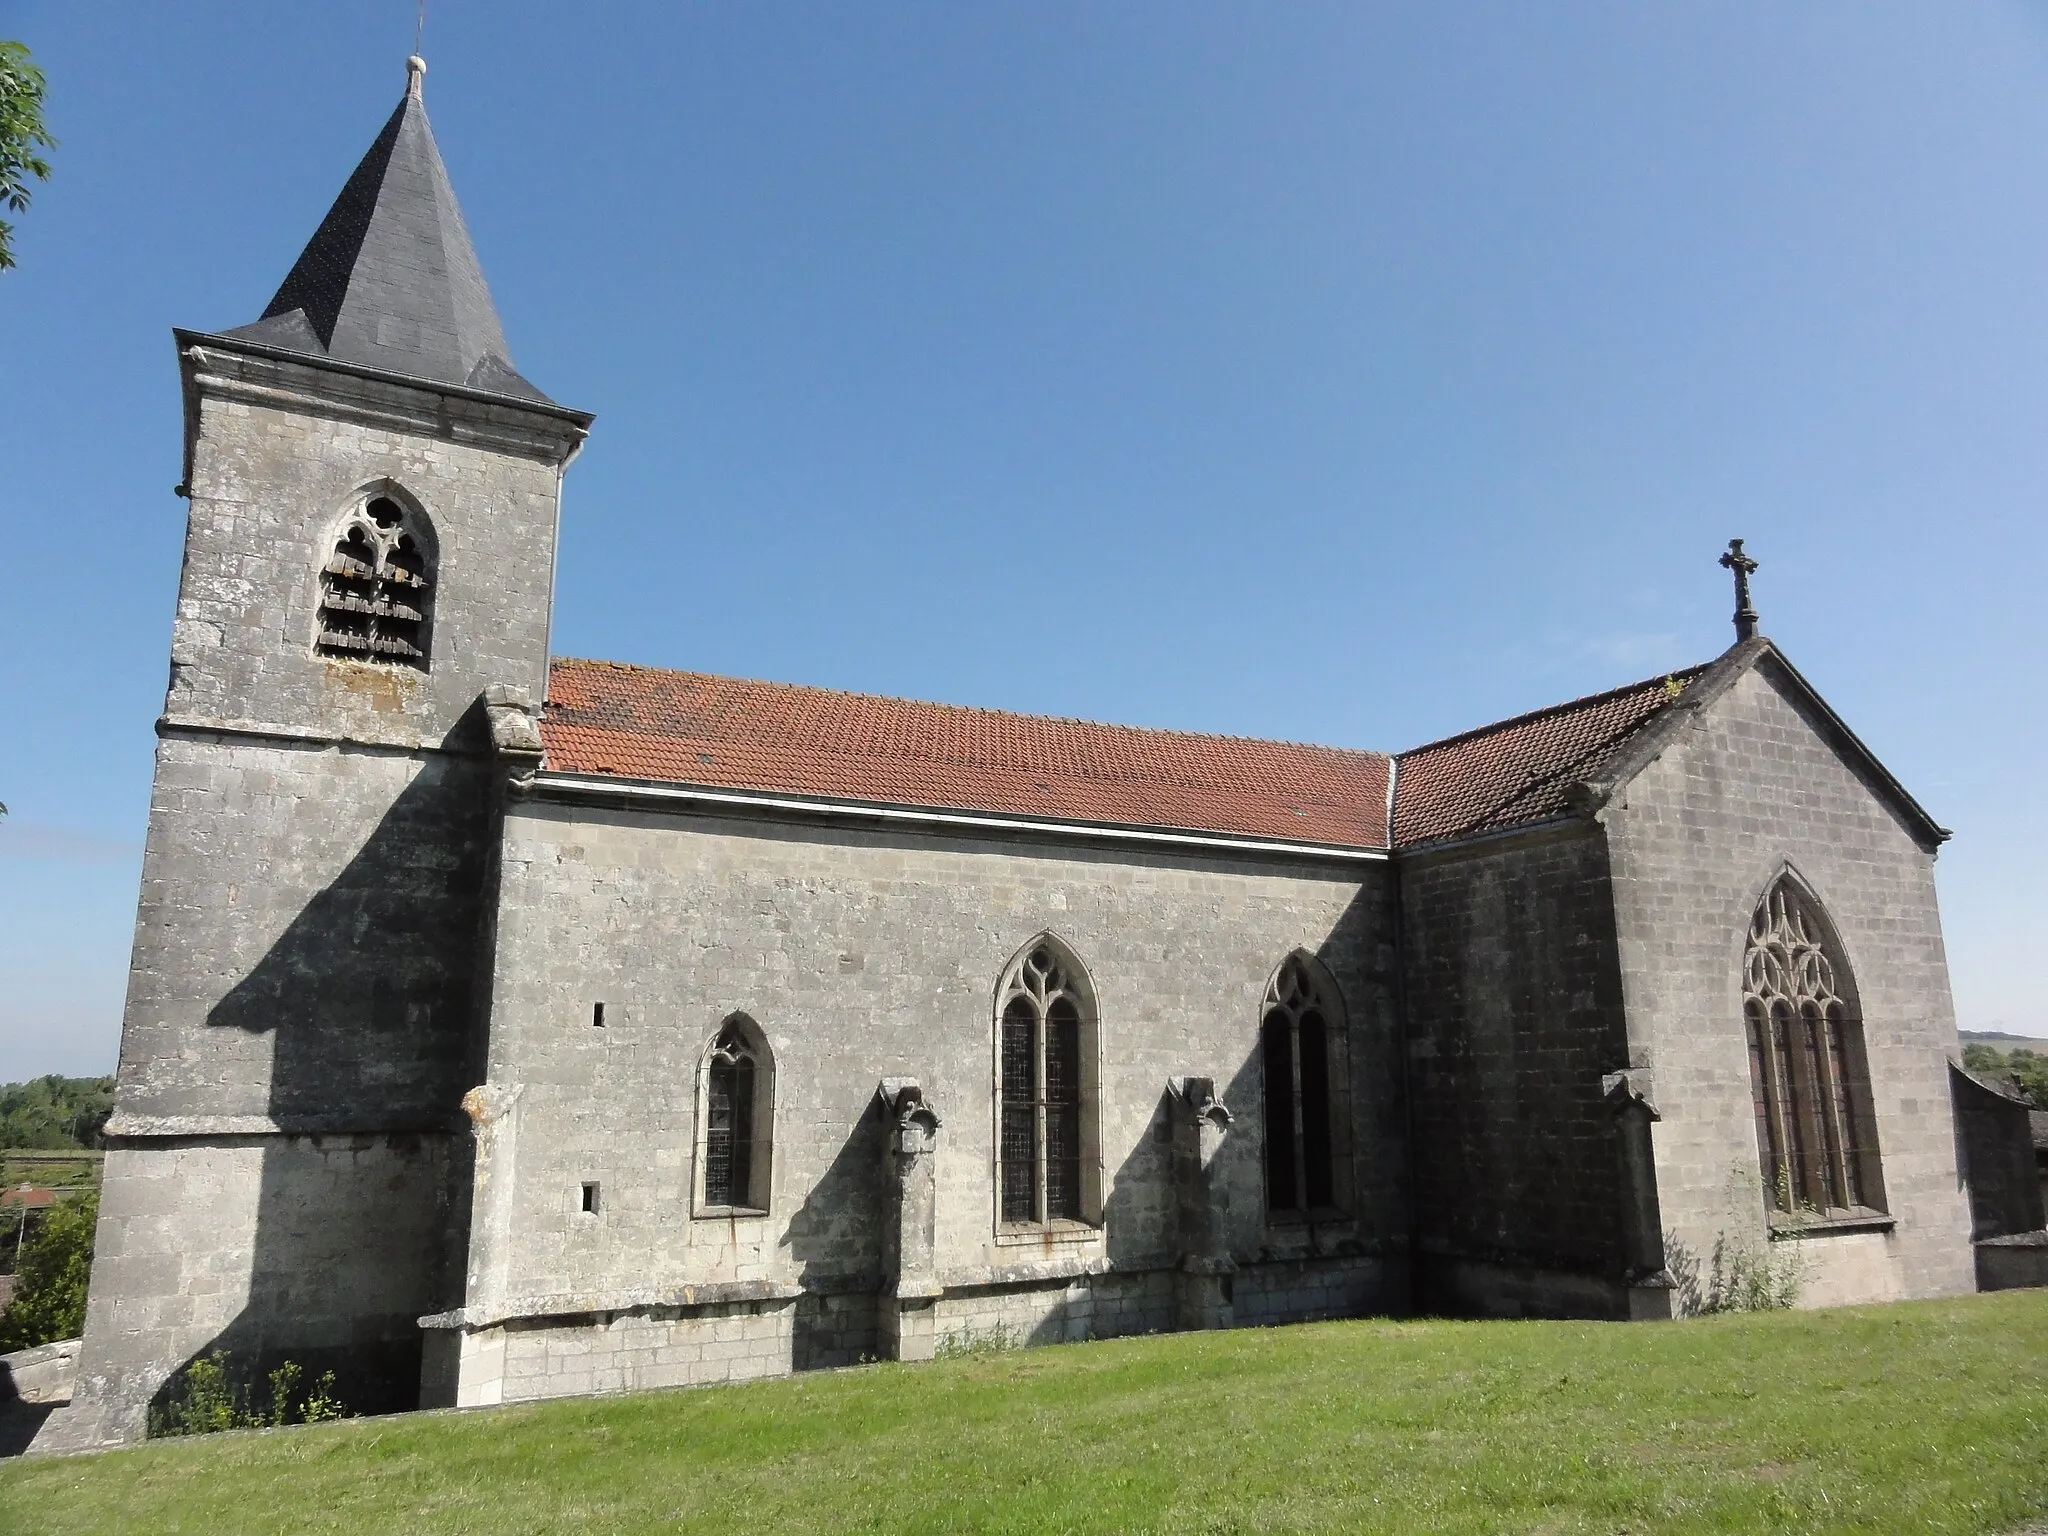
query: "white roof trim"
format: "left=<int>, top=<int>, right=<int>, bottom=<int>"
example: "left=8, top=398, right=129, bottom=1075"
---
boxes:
left=530, top=772, right=1389, bottom=863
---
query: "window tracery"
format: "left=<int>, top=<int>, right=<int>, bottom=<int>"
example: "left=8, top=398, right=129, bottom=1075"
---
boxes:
left=1262, top=955, right=1341, bottom=1214
left=696, top=1017, right=772, bottom=1215
left=1743, top=878, right=1884, bottom=1219
left=315, top=492, right=434, bottom=667
left=997, top=941, right=1094, bottom=1227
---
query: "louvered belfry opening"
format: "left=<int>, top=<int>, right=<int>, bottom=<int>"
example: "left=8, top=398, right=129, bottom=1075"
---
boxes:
left=998, top=943, right=1088, bottom=1225
left=316, top=494, right=434, bottom=666
left=1743, top=878, right=1885, bottom=1219
left=1263, top=955, right=1338, bottom=1214
left=703, top=1020, right=761, bottom=1210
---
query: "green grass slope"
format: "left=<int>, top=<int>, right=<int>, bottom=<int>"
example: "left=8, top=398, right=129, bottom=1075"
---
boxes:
left=4, top=1292, right=2045, bottom=1535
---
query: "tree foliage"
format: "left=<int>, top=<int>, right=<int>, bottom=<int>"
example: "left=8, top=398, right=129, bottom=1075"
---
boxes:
left=0, top=1075, right=115, bottom=1150
left=0, top=38, right=55, bottom=271
left=1962, top=1042, right=2048, bottom=1109
left=0, top=1189, right=96, bottom=1350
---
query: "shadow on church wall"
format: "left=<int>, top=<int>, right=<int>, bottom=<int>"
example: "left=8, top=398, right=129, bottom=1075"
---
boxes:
left=785, top=1093, right=887, bottom=1370
left=149, top=718, right=498, bottom=1427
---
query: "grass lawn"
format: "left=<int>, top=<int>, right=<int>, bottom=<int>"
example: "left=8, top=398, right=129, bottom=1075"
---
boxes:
left=3, top=1290, right=2045, bottom=1535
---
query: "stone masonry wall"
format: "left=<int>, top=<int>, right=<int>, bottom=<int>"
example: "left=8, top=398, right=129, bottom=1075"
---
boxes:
left=168, top=343, right=576, bottom=748
left=49, top=346, right=583, bottom=1450
left=455, top=796, right=1408, bottom=1381
left=1605, top=659, right=1975, bottom=1308
left=114, top=734, right=495, bottom=1127
left=66, top=1133, right=458, bottom=1441
left=1399, top=826, right=1635, bottom=1315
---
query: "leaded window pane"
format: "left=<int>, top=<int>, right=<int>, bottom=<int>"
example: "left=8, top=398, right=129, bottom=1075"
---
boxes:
left=706, top=1059, right=739, bottom=1207
left=1262, top=1010, right=1298, bottom=1212
left=1001, top=996, right=1038, bottom=1223
left=1045, top=998, right=1083, bottom=1220
left=1262, top=958, right=1342, bottom=1214
left=1298, top=1009, right=1333, bottom=1209
left=996, top=947, right=1092, bottom=1227
left=1743, top=880, right=1884, bottom=1217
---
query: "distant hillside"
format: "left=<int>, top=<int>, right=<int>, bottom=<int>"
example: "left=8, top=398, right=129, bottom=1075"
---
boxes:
left=0, top=1075, right=115, bottom=1150
left=1960, top=1030, right=2048, bottom=1049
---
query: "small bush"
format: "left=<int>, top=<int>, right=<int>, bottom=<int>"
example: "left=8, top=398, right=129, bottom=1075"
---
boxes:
left=150, top=1351, right=348, bottom=1437
left=0, top=1189, right=97, bottom=1351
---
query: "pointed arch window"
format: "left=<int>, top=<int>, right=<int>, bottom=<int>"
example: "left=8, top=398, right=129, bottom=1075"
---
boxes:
left=316, top=491, right=435, bottom=667
left=1743, top=878, right=1885, bottom=1221
left=1262, top=954, right=1347, bottom=1216
left=997, top=940, right=1099, bottom=1229
left=695, top=1017, right=775, bottom=1215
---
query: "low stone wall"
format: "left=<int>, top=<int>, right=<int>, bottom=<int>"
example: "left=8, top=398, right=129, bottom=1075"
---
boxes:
left=426, top=1297, right=797, bottom=1407
left=934, top=1270, right=1176, bottom=1349
left=1976, top=1232, right=2048, bottom=1292
left=1415, top=1254, right=1633, bottom=1320
left=426, top=1253, right=1399, bottom=1407
left=1, top=1339, right=80, bottom=1406
left=1234, top=1254, right=1398, bottom=1328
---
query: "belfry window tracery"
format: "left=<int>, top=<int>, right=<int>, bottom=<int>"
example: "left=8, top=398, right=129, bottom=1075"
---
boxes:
left=1743, top=877, right=1885, bottom=1220
left=997, top=940, right=1096, bottom=1228
left=315, top=492, right=434, bottom=667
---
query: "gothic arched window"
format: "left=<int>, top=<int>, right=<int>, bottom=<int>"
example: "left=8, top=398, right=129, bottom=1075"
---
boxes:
left=696, top=1016, right=774, bottom=1215
left=996, top=939, right=1099, bottom=1228
left=1262, top=954, right=1346, bottom=1215
left=315, top=491, right=435, bottom=668
left=1743, top=877, right=1885, bottom=1220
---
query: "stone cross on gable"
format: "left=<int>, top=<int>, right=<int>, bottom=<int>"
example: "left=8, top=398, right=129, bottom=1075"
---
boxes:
left=1719, top=538, right=1760, bottom=642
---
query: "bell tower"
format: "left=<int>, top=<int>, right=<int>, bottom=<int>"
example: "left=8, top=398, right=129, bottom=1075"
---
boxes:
left=49, top=58, right=592, bottom=1449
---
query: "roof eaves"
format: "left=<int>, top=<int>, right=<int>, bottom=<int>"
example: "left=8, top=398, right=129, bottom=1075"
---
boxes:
left=173, top=327, right=596, bottom=427
left=527, top=770, right=1392, bottom=859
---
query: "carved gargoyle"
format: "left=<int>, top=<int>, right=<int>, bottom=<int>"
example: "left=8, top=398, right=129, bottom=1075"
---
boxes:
left=877, top=1077, right=941, bottom=1160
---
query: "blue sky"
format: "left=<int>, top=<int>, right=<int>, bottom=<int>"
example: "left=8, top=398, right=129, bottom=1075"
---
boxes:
left=3, top=3, right=2047, bottom=1079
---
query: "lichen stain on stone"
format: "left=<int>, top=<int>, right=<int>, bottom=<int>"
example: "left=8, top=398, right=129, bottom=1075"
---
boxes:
left=323, top=658, right=419, bottom=714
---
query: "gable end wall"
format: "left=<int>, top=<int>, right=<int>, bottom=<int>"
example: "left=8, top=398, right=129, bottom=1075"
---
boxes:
left=1605, top=662, right=1973, bottom=1308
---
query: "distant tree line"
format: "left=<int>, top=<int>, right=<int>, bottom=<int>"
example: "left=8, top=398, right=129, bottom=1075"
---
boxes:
left=0, top=1075, right=115, bottom=1150
left=1962, top=1043, right=2048, bottom=1110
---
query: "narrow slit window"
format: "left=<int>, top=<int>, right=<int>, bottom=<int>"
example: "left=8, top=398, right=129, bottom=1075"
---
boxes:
left=592, top=1002, right=606, bottom=1028
left=580, top=1181, right=600, bottom=1215
left=316, top=493, right=435, bottom=668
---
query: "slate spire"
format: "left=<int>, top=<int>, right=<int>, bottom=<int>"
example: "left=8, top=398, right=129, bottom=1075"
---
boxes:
left=223, top=56, right=549, bottom=402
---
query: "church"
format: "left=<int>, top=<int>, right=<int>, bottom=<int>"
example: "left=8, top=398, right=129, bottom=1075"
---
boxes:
left=44, top=58, right=2029, bottom=1448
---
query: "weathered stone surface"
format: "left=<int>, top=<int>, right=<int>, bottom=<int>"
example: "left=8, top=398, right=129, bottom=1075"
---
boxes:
left=1401, top=824, right=1636, bottom=1315
left=43, top=334, right=584, bottom=1454
left=1607, top=659, right=1976, bottom=1309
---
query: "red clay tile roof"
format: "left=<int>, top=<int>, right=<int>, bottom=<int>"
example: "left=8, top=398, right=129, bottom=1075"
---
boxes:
left=1392, top=666, right=1710, bottom=848
left=543, top=660, right=1396, bottom=850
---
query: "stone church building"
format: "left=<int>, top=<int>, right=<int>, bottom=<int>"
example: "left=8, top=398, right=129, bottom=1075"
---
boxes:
left=43, top=60, right=2018, bottom=1447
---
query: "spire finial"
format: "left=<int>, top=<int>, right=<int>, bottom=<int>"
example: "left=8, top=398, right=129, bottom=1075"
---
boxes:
left=406, top=54, right=427, bottom=100
left=1719, top=538, right=1760, bottom=643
